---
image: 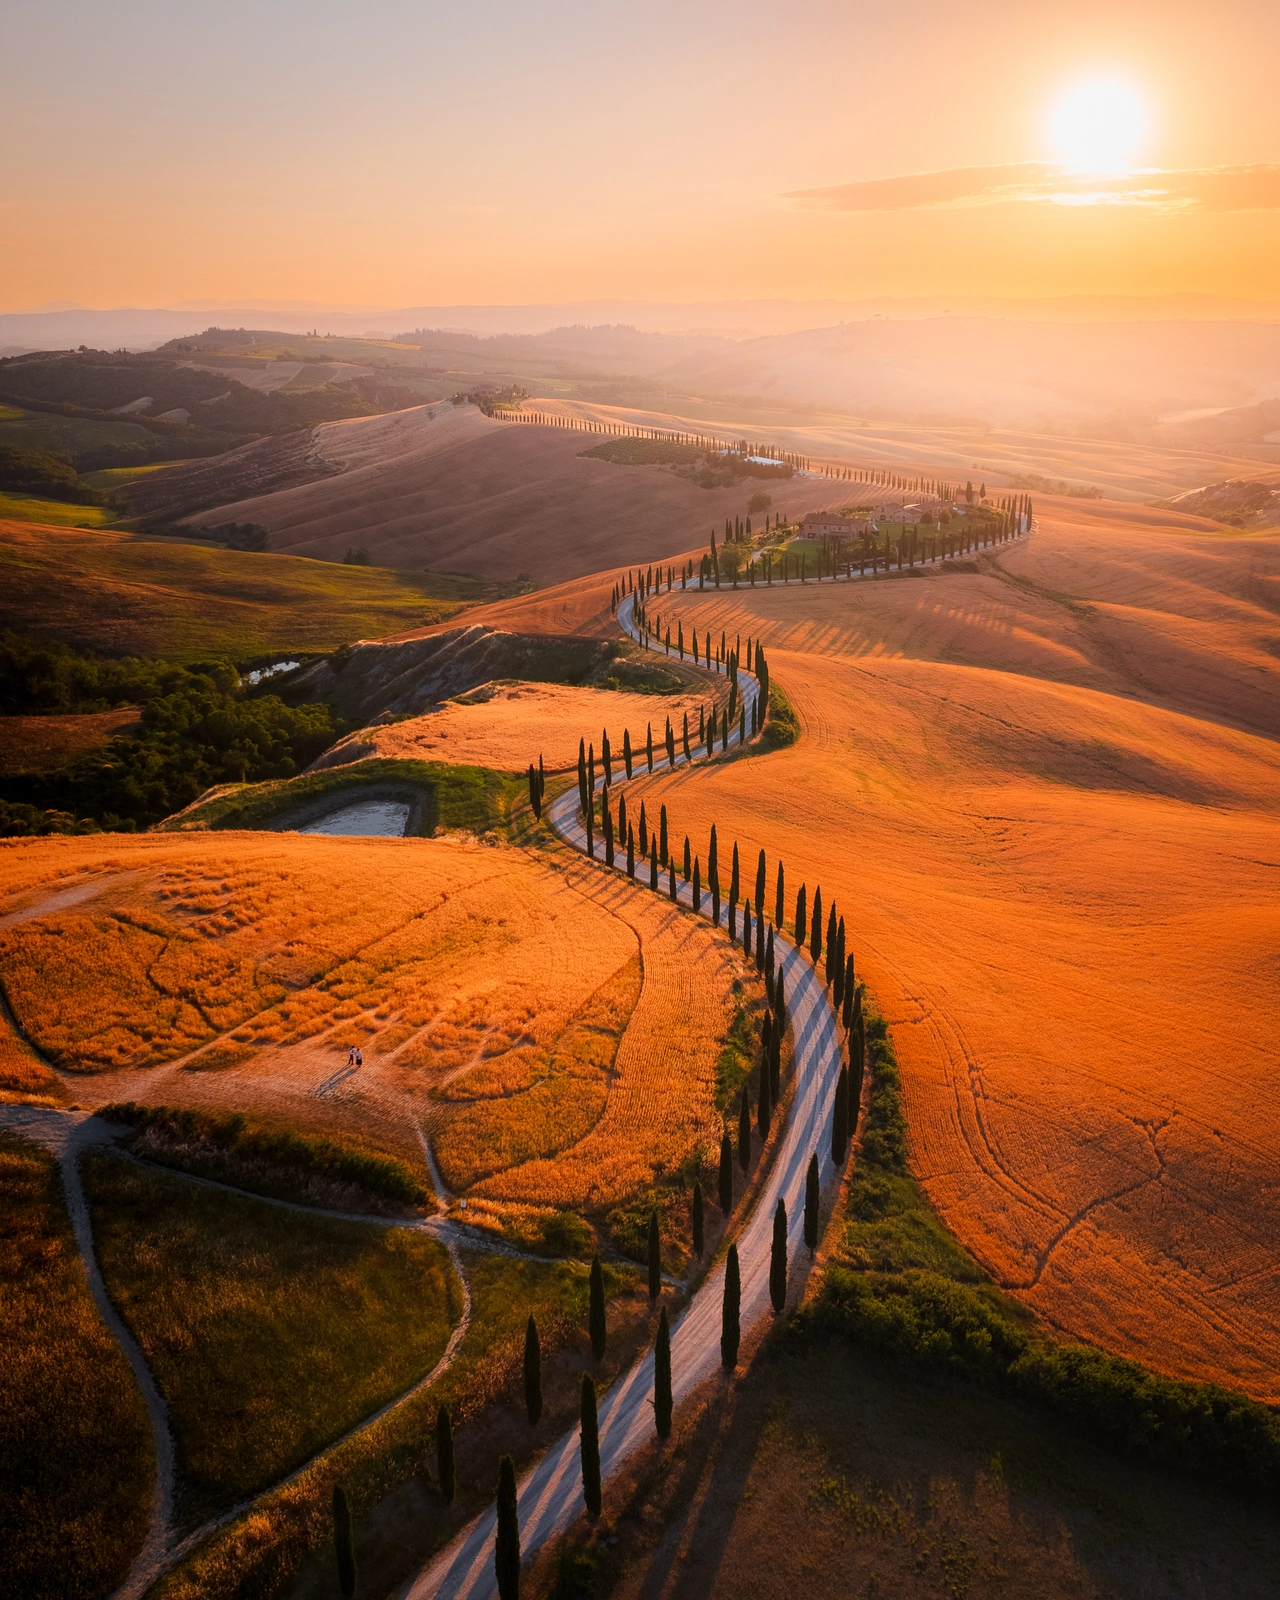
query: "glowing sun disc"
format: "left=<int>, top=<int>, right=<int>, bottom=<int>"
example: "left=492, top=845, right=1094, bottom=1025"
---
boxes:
left=1050, top=79, right=1146, bottom=174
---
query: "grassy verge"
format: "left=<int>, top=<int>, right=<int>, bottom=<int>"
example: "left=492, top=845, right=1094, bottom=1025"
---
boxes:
left=799, top=1002, right=1280, bottom=1503
left=98, top=1102, right=429, bottom=1215
left=81, top=1152, right=459, bottom=1526
left=0, top=490, right=115, bottom=527
left=0, top=1134, right=153, bottom=1600
left=160, top=756, right=523, bottom=835
left=153, top=1252, right=648, bottom=1600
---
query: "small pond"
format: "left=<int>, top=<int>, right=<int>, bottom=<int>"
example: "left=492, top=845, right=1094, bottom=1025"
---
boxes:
left=300, top=800, right=411, bottom=838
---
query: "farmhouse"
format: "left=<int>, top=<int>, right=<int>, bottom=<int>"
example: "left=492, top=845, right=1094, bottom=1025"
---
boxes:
left=801, top=511, right=862, bottom=537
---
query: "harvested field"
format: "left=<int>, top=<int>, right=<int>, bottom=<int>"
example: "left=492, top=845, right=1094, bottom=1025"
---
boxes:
left=81, top=1150, right=457, bottom=1525
left=0, top=708, right=142, bottom=777
left=126, top=401, right=847, bottom=583
left=0, top=1133, right=154, bottom=1600
left=314, top=681, right=715, bottom=776
left=562, top=505, right=1280, bottom=1400
left=0, top=829, right=734, bottom=1219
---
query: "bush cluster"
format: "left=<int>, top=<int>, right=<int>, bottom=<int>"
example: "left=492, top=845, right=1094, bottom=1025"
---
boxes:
left=0, top=444, right=103, bottom=505
left=98, top=1102, right=427, bottom=1206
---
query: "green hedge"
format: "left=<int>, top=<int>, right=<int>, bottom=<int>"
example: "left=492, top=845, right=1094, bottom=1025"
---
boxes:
left=98, top=1102, right=426, bottom=1206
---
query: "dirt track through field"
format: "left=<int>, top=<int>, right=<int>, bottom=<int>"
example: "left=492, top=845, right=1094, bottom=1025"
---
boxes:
left=406, top=599, right=848, bottom=1599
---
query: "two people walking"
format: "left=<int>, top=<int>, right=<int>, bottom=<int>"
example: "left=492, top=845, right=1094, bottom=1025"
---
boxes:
left=346, top=1045, right=363, bottom=1068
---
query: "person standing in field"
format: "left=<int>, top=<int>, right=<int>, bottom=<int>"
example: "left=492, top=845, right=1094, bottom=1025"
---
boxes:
left=348, top=1046, right=356, bottom=1067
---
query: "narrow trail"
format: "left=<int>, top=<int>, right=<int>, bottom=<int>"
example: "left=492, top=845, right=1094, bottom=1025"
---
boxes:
left=405, top=593, right=847, bottom=1600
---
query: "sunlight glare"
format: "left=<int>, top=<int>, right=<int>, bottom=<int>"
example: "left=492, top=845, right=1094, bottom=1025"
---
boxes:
left=1050, top=79, right=1147, bottom=174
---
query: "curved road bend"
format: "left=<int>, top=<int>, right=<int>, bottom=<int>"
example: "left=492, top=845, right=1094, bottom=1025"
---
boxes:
left=406, top=592, right=845, bottom=1600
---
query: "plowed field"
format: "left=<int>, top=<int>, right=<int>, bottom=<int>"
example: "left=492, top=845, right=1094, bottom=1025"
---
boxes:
left=582, top=504, right=1280, bottom=1399
left=0, top=832, right=734, bottom=1217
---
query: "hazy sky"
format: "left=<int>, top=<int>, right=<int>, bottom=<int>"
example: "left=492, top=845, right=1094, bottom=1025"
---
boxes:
left=5, top=0, right=1280, bottom=310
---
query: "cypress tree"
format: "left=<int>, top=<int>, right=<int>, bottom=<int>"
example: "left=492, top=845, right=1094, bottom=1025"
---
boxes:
left=721, top=1243, right=741, bottom=1369
left=683, top=835, right=691, bottom=880
left=757, top=1057, right=771, bottom=1140
left=755, top=909, right=765, bottom=972
left=665, top=718, right=676, bottom=768
left=697, top=697, right=704, bottom=741
left=709, top=824, right=720, bottom=925
left=333, top=1485, right=357, bottom=1600
left=832, top=1065, right=850, bottom=1164
left=649, top=839, right=659, bottom=891
left=436, top=1403, right=455, bottom=1502
left=832, top=939, right=845, bottom=1013
left=580, top=1375, right=602, bottom=1518
left=603, top=797, right=615, bottom=868
left=765, top=924, right=775, bottom=986
left=795, top=884, right=807, bottom=947
left=659, top=804, right=668, bottom=865
left=654, top=1304, right=673, bottom=1440
left=627, top=824, right=635, bottom=878
left=825, top=904, right=837, bottom=983
left=770, top=1198, right=787, bottom=1313
left=617, top=791, right=627, bottom=843
left=810, top=887, right=823, bottom=964
left=692, top=1179, right=704, bottom=1256
left=523, top=1314, right=542, bottom=1426
left=527, top=762, right=540, bottom=820
left=647, top=1209, right=662, bottom=1299
left=623, top=726, right=633, bottom=780
left=577, top=737, right=587, bottom=815
left=804, top=1153, right=820, bottom=1255
left=842, top=955, right=855, bottom=1026
left=755, top=848, right=766, bottom=915
left=638, top=800, right=648, bottom=856
left=742, top=902, right=752, bottom=959
left=738, top=1087, right=751, bottom=1171
left=589, top=1255, right=607, bottom=1360
left=495, top=1455, right=520, bottom=1599
left=775, top=861, right=785, bottom=926
left=646, top=722, right=653, bottom=773
left=693, top=858, right=701, bottom=912
left=718, top=1130, right=733, bottom=1211
left=602, top=730, right=612, bottom=785
left=682, top=711, right=691, bottom=761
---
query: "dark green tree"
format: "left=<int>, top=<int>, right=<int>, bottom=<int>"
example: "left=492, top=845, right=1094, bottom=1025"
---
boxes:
left=577, top=737, right=587, bottom=816
left=523, top=1314, right=542, bottom=1426
left=665, top=717, right=676, bottom=768
left=692, top=1178, right=704, bottom=1256
left=738, top=1087, right=751, bottom=1172
left=692, top=857, right=701, bottom=912
left=804, top=1153, right=820, bottom=1255
left=682, top=711, right=691, bottom=762
left=589, top=1255, right=607, bottom=1361
left=580, top=1375, right=602, bottom=1518
left=832, top=1065, right=850, bottom=1165
left=683, top=835, right=692, bottom=880
left=333, top=1484, right=356, bottom=1600
left=810, top=887, right=823, bottom=964
left=718, top=1130, right=734, bottom=1212
left=755, top=848, right=766, bottom=916
left=646, top=722, right=654, bottom=772
left=602, top=729, right=612, bottom=785
left=755, top=908, right=765, bottom=972
left=649, top=839, right=659, bottom=891
left=825, top=904, right=838, bottom=983
left=436, top=1404, right=455, bottom=1502
left=721, top=1243, right=741, bottom=1369
left=495, top=1454, right=520, bottom=1600
left=647, top=1210, right=662, bottom=1300
left=654, top=1305, right=673, bottom=1440
left=659, top=804, right=668, bottom=865
left=627, top=824, right=635, bottom=878
left=770, top=1198, right=787, bottom=1313
left=623, top=726, right=633, bottom=779
left=775, top=860, right=785, bottom=925
left=742, top=902, right=752, bottom=960
left=795, top=884, right=807, bottom=947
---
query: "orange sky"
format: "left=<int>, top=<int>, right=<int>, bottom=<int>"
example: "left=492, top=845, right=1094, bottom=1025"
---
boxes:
left=4, top=0, right=1279, bottom=310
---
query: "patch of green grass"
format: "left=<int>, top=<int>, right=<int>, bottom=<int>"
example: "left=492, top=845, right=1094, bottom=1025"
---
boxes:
left=750, top=683, right=799, bottom=753
left=0, top=1134, right=153, bottom=1600
left=714, top=996, right=760, bottom=1110
left=0, top=519, right=484, bottom=661
left=0, top=491, right=116, bottom=527
left=82, top=1151, right=460, bottom=1526
left=79, top=461, right=192, bottom=491
left=580, top=438, right=703, bottom=467
left=152, top=1252, right=642, bottom=1600
left=162, top=755, right=522, bottom=835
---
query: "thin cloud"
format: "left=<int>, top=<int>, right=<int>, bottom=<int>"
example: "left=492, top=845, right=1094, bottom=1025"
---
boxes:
left=786, top=163, right=1280, bottom=214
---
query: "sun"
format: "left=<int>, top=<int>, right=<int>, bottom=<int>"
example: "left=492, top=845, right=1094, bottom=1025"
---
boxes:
left=1050, top=78, right=1147, bottom=174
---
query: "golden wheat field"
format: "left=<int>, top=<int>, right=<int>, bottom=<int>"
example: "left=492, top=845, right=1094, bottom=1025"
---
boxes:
left=313, top=681, right=714, bottom=777
left=0, top=831, right=737, bottom=1217
left=548, top=501, right=1280, bottom=1400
